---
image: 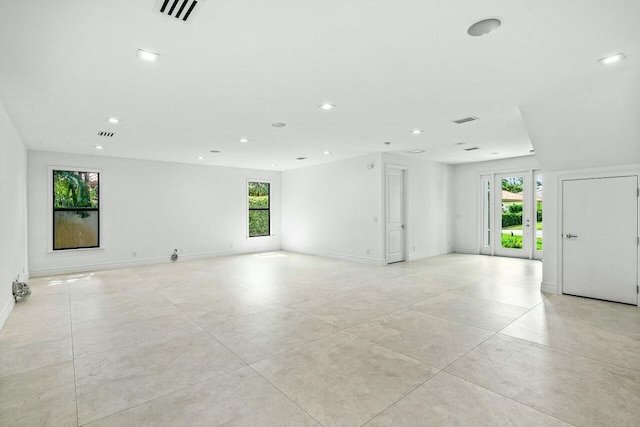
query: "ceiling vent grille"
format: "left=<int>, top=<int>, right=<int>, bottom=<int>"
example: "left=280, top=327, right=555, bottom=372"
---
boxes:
left=155, top=0, right=202, bottom=22
left=464, top=147, right=480, bottom=151
left=452, top=116, right=479, bottom=124
left=296, top=157, right=307, bottom=160
left=98, top=131, right=115, bottom=137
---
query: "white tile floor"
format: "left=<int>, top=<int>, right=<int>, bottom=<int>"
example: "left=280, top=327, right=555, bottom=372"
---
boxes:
left=1, top=252, right=639, bottom=426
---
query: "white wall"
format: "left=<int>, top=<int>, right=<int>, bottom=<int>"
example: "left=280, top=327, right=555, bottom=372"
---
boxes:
left=0, top=100, right=28, bottom=328
left=382, top=153, right=453, bottom=260
left=281, top=154, right=384, bottom=263
left=28, top=151, right=281, bottom=276
left=452, top=155, right=541, bottom=254
left=281, top=153, right=454, bottom=264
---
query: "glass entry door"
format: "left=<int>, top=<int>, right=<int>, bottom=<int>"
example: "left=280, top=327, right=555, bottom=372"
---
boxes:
left=494, top=172, right=532, bottom=258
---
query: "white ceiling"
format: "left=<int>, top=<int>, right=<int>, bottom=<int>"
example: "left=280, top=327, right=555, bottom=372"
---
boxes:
left=0, top=0, right=638, bottom=170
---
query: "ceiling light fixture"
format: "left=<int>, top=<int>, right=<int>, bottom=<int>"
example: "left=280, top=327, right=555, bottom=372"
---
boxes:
left=411, top=129, right=423, bottom=135
left=107, top=117, right=120, bottom=124
left=598, top=53, right=626, bottom=65
left=272, top=123, right=286, bottom=128
left=137, top=49, right=160, bottom=62
left=407, top=149, right=425, bottom=154
left=197, top=156, right=205, bottom=160
left=271, top=163, right=278, bottom=167
left=94, top=145, right=103, bottom=150
left=319, top=103, right=335, bottom=110
left=323, top=150, right=332, bottom=155
left=239, top=138, right=249, bottom=143
left=467, top=18, right=502, bottom=37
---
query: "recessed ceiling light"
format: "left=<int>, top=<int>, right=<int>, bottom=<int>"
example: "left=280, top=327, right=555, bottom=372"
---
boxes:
left=467, top=18, right=502, bottom=37
left=239, top=138, right=249, bottom=143
left=197, top=156, right=205, bottom=160
left=271, top=163, right=278, bottom=167
left=94, top=145, right=103, bottom=150
left=106, top=117, right=120, bottom=124
left=272, top=122, right=286, bottom=128
left=319, top=103, right=335, bottom=110
left=598, top=53, right=626, bottom=65
left=411, top=129, right=423, bottom=135
left=210, top=150, right=221, bottom=153
left=323, top=150, right=332, bottom=155
left=407, top=149, right=425, bottom=154
left=136, top=49, right=160, bottom=62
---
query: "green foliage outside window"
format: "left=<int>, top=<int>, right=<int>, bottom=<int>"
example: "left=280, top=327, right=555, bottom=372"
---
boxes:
left=248, top=182, right=270, bottom=237
left=54, top=171, right=99, bottom=208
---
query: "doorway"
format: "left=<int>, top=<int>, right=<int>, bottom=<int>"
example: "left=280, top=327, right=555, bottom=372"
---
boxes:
left=562, top=175, right=639, bottom=305
left=385, top=165, right=406, bottom=264
left=493, top=172, right=532, bottom=258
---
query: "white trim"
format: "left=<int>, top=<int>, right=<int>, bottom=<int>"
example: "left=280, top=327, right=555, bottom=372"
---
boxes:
left=29, top=249, right=238, bottom=277
left=48, top=166, right=102, bottom=253
left=0, top=298, right=15, bottom=331
left=541, top=281, right=559, bottom=294
left=286, top=249, right=386, bottom=266
left=408, top=248, right=451, bottom=261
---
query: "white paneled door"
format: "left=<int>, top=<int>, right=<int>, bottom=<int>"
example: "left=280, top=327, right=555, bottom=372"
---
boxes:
left=386, top=166, right=406, bottom=264
left=562, top=176, right=639, bottom=305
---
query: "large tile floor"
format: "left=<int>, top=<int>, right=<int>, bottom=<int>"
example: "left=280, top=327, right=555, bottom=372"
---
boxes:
left=1, top=252, right=639, bottom=426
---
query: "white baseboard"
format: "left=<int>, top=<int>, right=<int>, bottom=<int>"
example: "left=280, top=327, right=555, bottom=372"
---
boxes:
left=284, top=249, right=385, bottom=266
left=29, top=249, right=241, bottom=277
left=453, top=247, right=478, bottom=255
left=541, top=281, right=559, bottom=294
left=407, top=248, right=451, bottom=261
left=0, top=298, right=15, bottom=331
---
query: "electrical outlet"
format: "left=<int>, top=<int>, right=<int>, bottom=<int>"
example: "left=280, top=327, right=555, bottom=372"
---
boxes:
left=412, top=246, right=416, bottom=252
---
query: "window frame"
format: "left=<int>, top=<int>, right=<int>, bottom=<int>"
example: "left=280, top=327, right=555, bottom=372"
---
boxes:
left=247, top=180, right=271, bottom=238
left=49, top=166, right=102, bottom=252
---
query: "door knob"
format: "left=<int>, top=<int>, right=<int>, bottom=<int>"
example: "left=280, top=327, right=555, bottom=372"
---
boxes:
left=563, top=233, right=578, bottom=239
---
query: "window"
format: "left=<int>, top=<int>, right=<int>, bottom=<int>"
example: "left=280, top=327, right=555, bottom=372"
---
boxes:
left=53, top=170, right=100, bottom=250
left=248, top=181, right=270, bottom=237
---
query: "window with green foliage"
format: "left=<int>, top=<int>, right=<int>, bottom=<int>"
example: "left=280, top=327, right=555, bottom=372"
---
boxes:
left=248, top=181, right=270, bottom=237
left=53, top=170, right=100, bottom=250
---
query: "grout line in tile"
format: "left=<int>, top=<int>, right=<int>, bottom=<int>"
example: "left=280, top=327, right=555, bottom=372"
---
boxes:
left=68, top=282, right=80, bottom=427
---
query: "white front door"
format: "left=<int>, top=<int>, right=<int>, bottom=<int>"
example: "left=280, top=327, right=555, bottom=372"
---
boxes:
left=562, top=176, right=639, bottom=305
left=386, top=166, right=406, bottom=263
left=494, top=172, right=532, bottom=258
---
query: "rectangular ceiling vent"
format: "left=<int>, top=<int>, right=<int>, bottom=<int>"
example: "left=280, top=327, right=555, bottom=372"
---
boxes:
left=464, top=146, right=480, bottom=151
left=154, top=0, right=202, bottom=23
left=98, top=131, right=115, bottom=137
left=452, top=116, right=479, bottom=124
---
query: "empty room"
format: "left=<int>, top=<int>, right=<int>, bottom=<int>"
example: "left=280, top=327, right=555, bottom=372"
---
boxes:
left=1, top=1, right=639, bottom=426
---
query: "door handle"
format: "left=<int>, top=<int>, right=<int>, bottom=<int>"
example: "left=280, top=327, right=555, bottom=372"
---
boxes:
left=563, top=233, right=578, bottom=239
left=401, top=225, right=406, bottom=229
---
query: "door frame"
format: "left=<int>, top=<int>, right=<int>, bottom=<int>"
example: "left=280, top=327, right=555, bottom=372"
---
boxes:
left=477, top=169, right=541, bottom=259
left=384, top=163, right=408, bottom=264
left=558, top=170, right=640, bottom=306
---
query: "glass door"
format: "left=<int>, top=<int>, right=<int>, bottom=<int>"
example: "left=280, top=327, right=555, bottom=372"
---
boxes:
left=494, top=172, right=531, bottom=258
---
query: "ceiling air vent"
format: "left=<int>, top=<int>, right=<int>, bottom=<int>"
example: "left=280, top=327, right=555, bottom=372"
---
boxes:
left=452, top=116, right=479, bottom=124
left=464, top=147, right=480, bottom=151
left=98, top=131, right=115, bottom=137
left=296, top=157, right=307, bottom=160
left=154, top=0, right=202, bottom=23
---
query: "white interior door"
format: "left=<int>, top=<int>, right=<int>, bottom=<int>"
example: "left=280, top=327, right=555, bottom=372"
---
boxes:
left=386, top=166, right=405, bottom=263
left=562, top=176, right=639, bottom=305
left=494, top=172, right=531, bottom=258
